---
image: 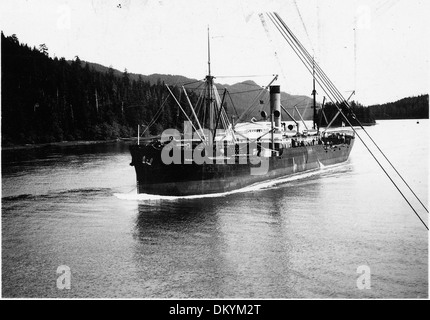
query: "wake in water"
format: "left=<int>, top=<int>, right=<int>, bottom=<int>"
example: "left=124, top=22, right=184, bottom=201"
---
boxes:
left=2, top=187, right=113, bottom=202
left=114, top=162, right=350, bottom=201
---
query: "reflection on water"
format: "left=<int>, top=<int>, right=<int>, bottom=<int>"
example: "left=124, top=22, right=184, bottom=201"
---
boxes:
left=132, top=193, right=301, bottom=298
left=1, top=120, right=428, bottom=298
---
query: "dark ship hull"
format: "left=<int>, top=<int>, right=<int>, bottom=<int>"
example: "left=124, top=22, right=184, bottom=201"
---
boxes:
left=129, top=137, right=354, bottom=196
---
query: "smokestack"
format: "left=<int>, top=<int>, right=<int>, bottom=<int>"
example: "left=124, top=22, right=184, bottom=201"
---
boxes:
left=270, top=85, right=281, bottom=129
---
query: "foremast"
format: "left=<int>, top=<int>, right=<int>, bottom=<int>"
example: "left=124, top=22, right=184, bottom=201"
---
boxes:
left=206, top=26, right=215, bottom=133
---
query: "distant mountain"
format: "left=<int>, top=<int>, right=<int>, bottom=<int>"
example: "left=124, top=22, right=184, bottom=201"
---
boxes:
left=80, top=60, right=316, bottom=121
left=74, top=60, right=201, bottom=87
left=219, top=80, right=315, bottom=121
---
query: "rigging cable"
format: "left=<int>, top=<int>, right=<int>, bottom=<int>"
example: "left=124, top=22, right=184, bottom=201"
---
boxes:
left=271, top=11, right=429, bottom=214
left=227, top=90, right=240, bottom=119
left=165, top=84, right=205, bottom=142
left=259, top=13, right=290, bottom=92
left=182, top=79, right=205, bottom=86
left=236, top=75, right=278, bottom=124
left=216, top=74, right=275, bottom=79
left=228, top=88, right=266, bottom=95
left=141, top=77, right=206, bottom=136
left=140, top=94, right=170, bottom=136
left=265, top=12, right=428, bottom=230
left=292, top=0, right=315, bottom=54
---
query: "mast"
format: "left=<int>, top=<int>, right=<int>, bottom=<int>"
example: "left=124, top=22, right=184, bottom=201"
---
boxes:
left=207, top=26, right=211, bottom=78
left=206, top=26, right=215, bottom=132
left=312, top=57, right=317, bottom=130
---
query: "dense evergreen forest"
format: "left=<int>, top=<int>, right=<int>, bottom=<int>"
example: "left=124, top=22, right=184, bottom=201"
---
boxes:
left=317, top=101, right=376, bottom=128
left=1, top=32, right=198, bottom=146
left=2, top=32, right=428, bottom=146
left=368, top=95, right=429, bottom=119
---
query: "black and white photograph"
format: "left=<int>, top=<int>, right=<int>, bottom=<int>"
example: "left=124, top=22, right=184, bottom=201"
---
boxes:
left=1, top=0, right=428, bottom=302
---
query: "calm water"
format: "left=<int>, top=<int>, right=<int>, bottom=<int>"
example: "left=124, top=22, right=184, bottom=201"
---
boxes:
left=1, top=120, right=428, bottom=298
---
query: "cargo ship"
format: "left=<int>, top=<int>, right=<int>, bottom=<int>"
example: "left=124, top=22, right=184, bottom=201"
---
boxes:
left=129, top=15, right=355, bottom=196
left=129, top=79, right=354, bottom=195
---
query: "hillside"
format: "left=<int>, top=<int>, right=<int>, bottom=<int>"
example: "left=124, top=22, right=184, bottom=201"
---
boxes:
left=1, top=33, right=201, bottom=145
left=1, top=32, right=319, bottom=146
left=80, top=61, right=316, bottom=120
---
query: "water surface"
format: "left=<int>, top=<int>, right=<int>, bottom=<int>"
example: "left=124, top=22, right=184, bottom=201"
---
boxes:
left=2, top=120, right=428, bottom=298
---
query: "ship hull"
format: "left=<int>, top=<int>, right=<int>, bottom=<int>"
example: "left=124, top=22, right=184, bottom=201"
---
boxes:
left=129, top=139, right=354, bottom=196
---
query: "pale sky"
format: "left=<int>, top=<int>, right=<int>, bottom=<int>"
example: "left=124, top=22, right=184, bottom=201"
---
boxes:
left=0, top=0, right=428, bottom=105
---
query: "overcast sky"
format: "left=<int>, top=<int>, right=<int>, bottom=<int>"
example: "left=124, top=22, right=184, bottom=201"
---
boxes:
left=1, top=0, right=428, bottom=105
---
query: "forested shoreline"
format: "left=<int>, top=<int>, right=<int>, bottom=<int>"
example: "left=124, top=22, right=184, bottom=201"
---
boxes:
left=316, top=95, right=429, bottom=128
left=368, top=95, right=429, bottom=119
left=1, top=32, right=197, bottom=146
left=317, top=101, right=376, bottom=128
left=1, top=32, right=428, bottom=147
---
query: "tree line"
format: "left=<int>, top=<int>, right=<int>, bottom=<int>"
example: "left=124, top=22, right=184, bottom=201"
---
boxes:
left=368, top=95, right=429, bottom=119
left=1, top=32, right=198, bottom=146
left=316, top=92, right=429, bottom=128
left=317, top=100, right=376, bottom=128
left=2, top=32, right=427, bottom=147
